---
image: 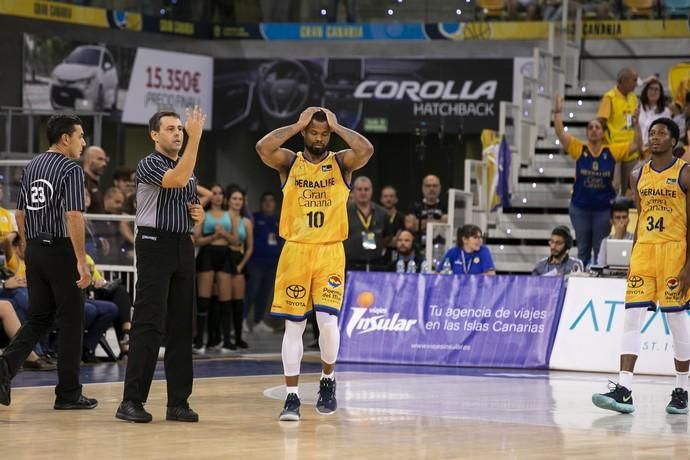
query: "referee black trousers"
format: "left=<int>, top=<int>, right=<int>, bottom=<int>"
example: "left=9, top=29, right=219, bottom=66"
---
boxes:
left=2, top=239, right=84, bottom=401
left=123, top=229, right=195, bottom=407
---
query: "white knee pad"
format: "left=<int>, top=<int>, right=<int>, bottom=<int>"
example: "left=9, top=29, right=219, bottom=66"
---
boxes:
left=281, top=319, right=307, bottom=376
left=668, top=312, right=690, bottom=361
left=316, top=311, right=340, bottom=365
left=620, top=307, right=647, bottom=356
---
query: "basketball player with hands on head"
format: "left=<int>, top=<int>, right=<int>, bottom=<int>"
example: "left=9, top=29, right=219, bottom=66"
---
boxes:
left=256, top=106, right=374, bottom=421
left=592, top=118, right=690, bottom=415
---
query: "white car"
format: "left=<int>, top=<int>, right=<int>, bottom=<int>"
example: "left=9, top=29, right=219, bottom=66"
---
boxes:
left=50, top=45, right=119, bottom=112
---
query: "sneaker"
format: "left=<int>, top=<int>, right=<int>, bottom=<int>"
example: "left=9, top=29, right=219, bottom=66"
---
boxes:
left=666, top=387, right=689, bottom=415
left=192, top=345, right=206, bottom=355
left=166, top=403, right=199, bottom=422
left=22, top=357, right=57, bottom=371
left=592, top=381, right=634, bottom=414
left=116, top=400, right=153, bottom=423
left=279, top=393, right=301, bottom=421
left=253, top=321, right=274, bottom=334
left=54, top=394, right=98, bottom=410
left=316, top=378, right=337, bottom=415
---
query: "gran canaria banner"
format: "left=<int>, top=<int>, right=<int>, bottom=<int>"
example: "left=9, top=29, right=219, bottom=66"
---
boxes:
left=0, top=0, right=141, bottom=30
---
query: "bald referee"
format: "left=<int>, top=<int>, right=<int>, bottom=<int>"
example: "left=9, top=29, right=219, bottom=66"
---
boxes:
left=0, top=114, right=94, bottom=409
left=116, top=107, right=206, bottom=423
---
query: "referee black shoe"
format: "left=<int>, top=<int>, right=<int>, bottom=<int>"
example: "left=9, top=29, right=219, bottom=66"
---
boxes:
left=166, top=403, right=199, bottom=422
left=0, top=357, right=10, bottom=406
left=116, top=400, right=153, bottom=423
left=54, top=394, right=98, bottom=410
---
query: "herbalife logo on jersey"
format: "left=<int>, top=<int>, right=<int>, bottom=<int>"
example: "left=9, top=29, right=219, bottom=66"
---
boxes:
left=345, top=291, right=417, bottom=338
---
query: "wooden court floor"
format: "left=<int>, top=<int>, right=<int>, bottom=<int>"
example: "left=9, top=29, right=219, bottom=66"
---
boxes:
left=2, top=366, right=690, bottom=459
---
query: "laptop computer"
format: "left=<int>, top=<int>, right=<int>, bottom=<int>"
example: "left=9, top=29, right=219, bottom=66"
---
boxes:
left=606, top=239, right=633, bottom=268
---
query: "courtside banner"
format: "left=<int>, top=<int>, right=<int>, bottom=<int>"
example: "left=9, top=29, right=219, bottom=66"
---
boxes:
left=339, top=273, right=565, bottom=368
left=122, top=48, right=213, bottom=129
left=550, top=277, right=686, bottom=376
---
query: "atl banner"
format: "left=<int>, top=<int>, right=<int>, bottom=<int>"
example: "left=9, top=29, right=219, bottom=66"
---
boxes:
left=213, top=58, right=513, bottom=134
left=338, top=272, right=565, bottom=368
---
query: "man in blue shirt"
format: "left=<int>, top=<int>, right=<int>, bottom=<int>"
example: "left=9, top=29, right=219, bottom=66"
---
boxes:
left=439, top=225, right=496, bottom=275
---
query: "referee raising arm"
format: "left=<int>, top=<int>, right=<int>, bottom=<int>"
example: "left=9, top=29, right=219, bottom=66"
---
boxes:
left=0, top=114, right=94, bottom=409
left=116, top=107, right=206, bottom=423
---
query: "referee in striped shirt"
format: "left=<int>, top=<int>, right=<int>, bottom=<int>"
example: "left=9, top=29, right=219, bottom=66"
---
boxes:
left=0, top=114, right=94, bottom=409
left=116, top=107, right=205, bottom=423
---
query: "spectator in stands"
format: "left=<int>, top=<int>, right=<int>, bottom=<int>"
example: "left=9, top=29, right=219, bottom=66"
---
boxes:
left=0, top=182, right=17, bottom=238
left=638, top=79, right=671, bottom=151
left=327, top=0, right=357, bottom=22
left=0, top=300, right=55, bottom=371
left=673, top=92, right=690, bottom=145
left=83, top=187, right=107, bottom=260
left=597, top=68, right=640, bottom=194
left=379, top=185, right=405, bottom=260
left=596, top=201, right=634, bottom=266
left=532, top=226, right=584, bottom=276
left=83, top=145, right=109, bottom=213
left=438, top=225, right=496, bottom=275
left=95, top=187, right=130, bottom=265
left=345, top=176, right=390, bottom=271
left=245, top=192, right=281, bottom=333
left=388, top=229, right=423, bottom=273
left=86, top=254, right=132, bottom=359
left=679, top=120, right=690, bottom=162
left=82, top=296, right=118, bottom=363
left=112, top=166, right=136, bottom=214
left=507, top=0, right=541, bottom=19
left=554, top=95, right=641, bottom=266
left=409, top=174, right=447, bottom=244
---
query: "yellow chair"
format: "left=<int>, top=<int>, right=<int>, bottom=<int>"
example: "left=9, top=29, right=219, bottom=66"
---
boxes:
left=477, top=0, right=507, bottom=19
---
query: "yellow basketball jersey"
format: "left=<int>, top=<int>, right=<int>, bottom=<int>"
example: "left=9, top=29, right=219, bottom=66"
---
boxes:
left=636, top=158, right=688, bottom=244
left=279, top=152, right=350, bottom=244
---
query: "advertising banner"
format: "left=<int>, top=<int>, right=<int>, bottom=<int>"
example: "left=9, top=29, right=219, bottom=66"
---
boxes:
left=339, top=273, right=565, bottom=368
left=122, top=48, right=213, bottom=129
left=550, top=277, right=687, bottom=376
left=0, top=0, right=141, bottom=30
left=214, top=58, right=513, bottom=134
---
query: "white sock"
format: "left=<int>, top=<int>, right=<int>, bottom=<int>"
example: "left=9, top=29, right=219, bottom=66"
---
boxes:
left=619, top=371, right=633, bottom=390
left=676, top=372, right=689, bottom=391
left=286, top=386, right=299, bottom=397
left=321, top=371, right=334, bottom=380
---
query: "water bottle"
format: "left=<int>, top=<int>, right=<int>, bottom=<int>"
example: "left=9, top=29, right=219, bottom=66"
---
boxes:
left=442, top=259, right=452, bottom=275
left=407, top=259, right=417, bottom=274
left=420, top=260, right=429, bottom=274
left=396, top=258, right=405, bottom=273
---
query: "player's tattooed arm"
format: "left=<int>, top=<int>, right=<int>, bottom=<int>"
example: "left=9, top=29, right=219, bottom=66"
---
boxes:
left=322, top=108, right=374, bottom=173
left=255, top=107, right=321, bottom=172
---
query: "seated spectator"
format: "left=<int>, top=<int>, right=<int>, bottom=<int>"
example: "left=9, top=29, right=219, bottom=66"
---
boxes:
left=0, top=299, right=55, bottom=371
left=409, top=175, right=447, bottom=239
left=554, top=94, right=641, bottom=267
left=389, top=229, right=423, bottom=273
left=439, top=225, right=496, bottom=275
left=638, top=79, right=671, bottom=150
left=94, top=187, right=131, bottom=264
left=679, top=120, right=690, bottom=162
left=532, top=226, right=584, bottom=276
left=597, top=201, right=634, bottom=266
left=112, top=165, right=136, bottom=214
left=673, top=92, right=690, bottom=145
left=0, top=233, right=29, bottom=323
left=380, top=185, right=405, bottom=257
left=86, top=254, right=131, bottom=359
left=83, top=145, right=109, bottom=213
left=82, top=297, right=118, bottom=363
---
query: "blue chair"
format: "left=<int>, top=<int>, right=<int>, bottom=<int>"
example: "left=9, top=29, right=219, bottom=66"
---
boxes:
left=665, top=0, right=690, bottom=17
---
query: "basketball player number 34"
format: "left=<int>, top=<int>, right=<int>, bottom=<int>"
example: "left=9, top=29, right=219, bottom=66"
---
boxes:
left=646, top=216, right=665, bottom=232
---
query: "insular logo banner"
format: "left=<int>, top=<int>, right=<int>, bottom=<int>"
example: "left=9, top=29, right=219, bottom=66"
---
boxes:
left=345, top=291, right=417, bottom=338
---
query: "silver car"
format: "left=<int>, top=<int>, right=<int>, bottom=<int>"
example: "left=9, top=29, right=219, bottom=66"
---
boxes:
left=50, top=45, right=119, bottom=112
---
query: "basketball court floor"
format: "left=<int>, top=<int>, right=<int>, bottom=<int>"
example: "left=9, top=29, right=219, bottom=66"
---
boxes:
left=2, top=350, right=690, bottom=459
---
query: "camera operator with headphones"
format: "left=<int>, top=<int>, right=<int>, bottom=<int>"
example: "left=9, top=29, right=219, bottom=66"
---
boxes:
left=532, top=226, right=585, bottom=276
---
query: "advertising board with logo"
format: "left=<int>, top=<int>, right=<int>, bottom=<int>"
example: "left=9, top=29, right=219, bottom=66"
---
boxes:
left=339, top=273, right=565, bottom=368
left=213, top=58, right=513, bottom=134
left=550, top=277, right=687, bottom=375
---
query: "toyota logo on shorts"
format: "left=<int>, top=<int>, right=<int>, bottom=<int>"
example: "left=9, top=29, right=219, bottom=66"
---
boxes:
left=627, top=275, right=644, bottom=289
left=286, top=284, right=306, bottom=299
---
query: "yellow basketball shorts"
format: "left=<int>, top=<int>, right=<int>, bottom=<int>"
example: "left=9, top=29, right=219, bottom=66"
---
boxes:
left=626, top=241, right=690, bottom=312
left=271, top=241, right=346, bottom=321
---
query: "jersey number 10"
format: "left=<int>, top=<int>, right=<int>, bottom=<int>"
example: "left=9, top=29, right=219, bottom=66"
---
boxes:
left=307, top=211, right=325, bottom=228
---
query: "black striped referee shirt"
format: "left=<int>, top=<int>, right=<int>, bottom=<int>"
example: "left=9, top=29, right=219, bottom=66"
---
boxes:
left=16, top=151, right=85, bottom=239
left=135, top=151, right=199, bottom=234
